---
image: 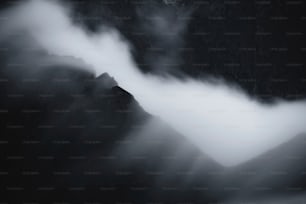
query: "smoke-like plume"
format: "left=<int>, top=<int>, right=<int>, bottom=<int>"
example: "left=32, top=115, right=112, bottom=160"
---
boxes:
left=1, top=0, right=306, bottom=166
left=135, top=0, right=193, bottom=74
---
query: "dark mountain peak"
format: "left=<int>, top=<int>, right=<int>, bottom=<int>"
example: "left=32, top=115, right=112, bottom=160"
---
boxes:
left=109, top=85, right=140, bottom=113
left=111, top=85, right=133, bottom=98
left=96, top=72, right=117, bottom=89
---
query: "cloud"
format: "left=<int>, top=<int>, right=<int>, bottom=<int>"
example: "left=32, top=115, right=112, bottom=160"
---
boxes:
left=1, top=0, right=306, bottom=166
left=135, top=0, right=193, bottom=74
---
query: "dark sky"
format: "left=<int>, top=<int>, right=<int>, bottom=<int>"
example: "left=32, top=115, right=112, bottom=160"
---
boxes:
left=65, top=0, right=306, bottom=102
left=1, top=0, right=305, bottom=102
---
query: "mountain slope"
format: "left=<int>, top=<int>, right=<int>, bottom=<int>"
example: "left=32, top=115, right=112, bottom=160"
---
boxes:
left=0, top=64, right=223, bottom=203
left=220, top=133, right=306, bottom=201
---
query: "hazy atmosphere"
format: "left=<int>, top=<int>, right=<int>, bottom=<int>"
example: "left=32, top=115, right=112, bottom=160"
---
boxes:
left=1, top=0, right=306, bottom=165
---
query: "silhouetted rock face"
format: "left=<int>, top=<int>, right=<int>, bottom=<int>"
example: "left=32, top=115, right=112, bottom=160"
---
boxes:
left=0, top=64, right=223, bottom=203
left=0, top=65, right=143, bottom=202
left=1, top=63, right=306, bottom=203
left=96, top=73, right=118, bottom=90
